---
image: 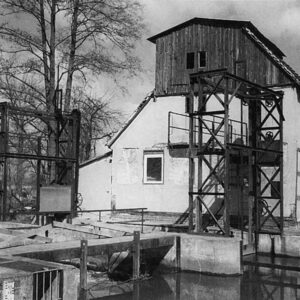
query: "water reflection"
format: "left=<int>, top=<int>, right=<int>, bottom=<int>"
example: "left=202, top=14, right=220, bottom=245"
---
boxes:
left=89, top=267, right=300, bottom=299
left=242, top=266, right=300, bottom=300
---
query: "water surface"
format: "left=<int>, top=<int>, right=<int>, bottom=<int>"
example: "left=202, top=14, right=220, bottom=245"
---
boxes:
left=87, top=265, right=300, bottom=299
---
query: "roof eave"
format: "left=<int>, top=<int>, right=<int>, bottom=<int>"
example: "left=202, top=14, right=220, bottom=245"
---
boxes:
left=107, top=91, right=154, bottom=148
left=79, top=150, right=112, bottom=168
left=148, top=17, right=285, bottom=59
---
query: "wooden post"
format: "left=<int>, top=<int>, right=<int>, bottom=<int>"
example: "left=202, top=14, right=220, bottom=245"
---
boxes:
left=248, top=195, right=253, bottom=245
left=133, top=280, right=140, bottom=300
left=279, top=97, right=284, bottom=233
left=196, top=81, right=204, bottom=233
left=175, top=272, right=181, bottom=300
left=188, top=94, right=194, bottom=232
left=132, top=231, right=140, bottom=280
left=141, top=209, right=144, bottom=233
left=176, top=236, right=181, bottom=272
left=224, top=77, right=230, bottom=236
left=36, top=137, right=41, bottom=226
left=248, top=98, right=260, bottom=246
left=79, top=240, right=88, bottom=300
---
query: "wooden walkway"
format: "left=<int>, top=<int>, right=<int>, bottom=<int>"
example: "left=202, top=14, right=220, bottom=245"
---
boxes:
left=0, top=232, right=176, bottom=262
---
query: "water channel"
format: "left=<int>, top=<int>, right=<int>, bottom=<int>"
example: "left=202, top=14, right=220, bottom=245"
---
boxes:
left=85, top=261, right=300, bottom=299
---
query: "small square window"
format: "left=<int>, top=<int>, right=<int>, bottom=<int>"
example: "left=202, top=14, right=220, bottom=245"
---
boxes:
left=197, top=51, right=207, bottom=68
left=186, top=52, right=195, bottom=69
left=143, top=152, right=164, bottom=184
left=235, top=60, right=246, bottom=78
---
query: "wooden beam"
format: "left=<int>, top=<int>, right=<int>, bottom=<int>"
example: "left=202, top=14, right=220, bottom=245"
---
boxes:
left=188, top=93, right=194, bottom=232
left=53, top=221, right=111, bottom=238
left=84, top=221, right=135, bottom=235
left=223, top=77, right=230, bottom=236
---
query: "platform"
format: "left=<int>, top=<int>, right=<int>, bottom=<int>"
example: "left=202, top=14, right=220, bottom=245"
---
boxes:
left=0, top=232, right=176, bottom=262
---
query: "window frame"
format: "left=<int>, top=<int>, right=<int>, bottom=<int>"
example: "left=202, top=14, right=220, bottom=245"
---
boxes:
left=143, top=152, right=164, bottom=184
left=197, top=51, right=207, bottom=68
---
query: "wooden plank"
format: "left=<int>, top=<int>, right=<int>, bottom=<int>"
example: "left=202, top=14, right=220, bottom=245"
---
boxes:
left=53, top=221, right=111, bottom=238
left=83, top=221, right=136, bottom=235
left=0, top=236, right=48, bottom=249
left=155, top=40, right=160, bottom=94
left=109, top=250, right=129, bottom=272
left=19, top=224, right=53, bottom=238
left=0, top=224, right=53, bottom=249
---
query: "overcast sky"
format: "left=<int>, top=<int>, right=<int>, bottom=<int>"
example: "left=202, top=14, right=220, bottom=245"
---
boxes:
left=111, top=0, right=300, bottom=115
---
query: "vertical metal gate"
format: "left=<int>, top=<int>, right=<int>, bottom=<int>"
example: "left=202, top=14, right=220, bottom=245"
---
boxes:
left=33, top=269, right=63, bottom=300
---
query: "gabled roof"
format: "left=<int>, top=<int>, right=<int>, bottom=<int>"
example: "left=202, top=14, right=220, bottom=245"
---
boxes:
left=107, top=90, right=155, bottom=147
left=243, top=27, right=300, bottom=87
left=148, top=17, right=300, bottom=88
left=148, top=17, right=285, bottom=58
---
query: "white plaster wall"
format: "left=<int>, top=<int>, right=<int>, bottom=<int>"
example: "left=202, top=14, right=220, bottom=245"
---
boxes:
left=111, top=96, right=189, bottom=212
left=78, top=156, right=112, bottom=210
left=108, top=87, right=300, bottom=216
left=280, top=87, right=300, bottom=219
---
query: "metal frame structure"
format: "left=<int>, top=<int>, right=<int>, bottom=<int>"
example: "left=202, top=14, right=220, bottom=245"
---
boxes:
left=0, top=102, right=80, bottom=221
left=186, top=69, right=284, bottom=239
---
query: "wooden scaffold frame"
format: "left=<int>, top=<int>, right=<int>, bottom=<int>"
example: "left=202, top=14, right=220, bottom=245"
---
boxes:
left=0, top=102, right=80, bottom=222
left=187, top=69, right=284, bottom=239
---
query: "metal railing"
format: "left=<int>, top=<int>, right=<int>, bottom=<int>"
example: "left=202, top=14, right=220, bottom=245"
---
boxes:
left=168, top=111, right=248, bottom=147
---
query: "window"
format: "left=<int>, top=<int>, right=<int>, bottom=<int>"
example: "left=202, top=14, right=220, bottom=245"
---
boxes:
left=143, top=152, right=164, bottom=184
left=235, top=60, right=246, bottom=78
left=186, top=52, right=195, bottom=69
left=197, top=51, right=207, bottom=68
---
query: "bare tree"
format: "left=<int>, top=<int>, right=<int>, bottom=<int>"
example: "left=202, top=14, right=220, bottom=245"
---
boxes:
left=0, top=0, right=144, bottom=178
left=0, top=0, right=144, bottom=110
left=0, top=76, right=47, bottom=211
left=72, top=89, right=123, bottom=162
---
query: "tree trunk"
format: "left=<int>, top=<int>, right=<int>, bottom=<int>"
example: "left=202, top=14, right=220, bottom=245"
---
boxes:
left=39, top=0, right=50, bottom=103
left=48, top=0, right=57, bottom=182
left=64, top=0, right=80, bottom=111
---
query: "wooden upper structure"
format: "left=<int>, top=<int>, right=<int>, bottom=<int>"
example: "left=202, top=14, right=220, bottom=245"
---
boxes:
left=148, top=18, right=300, bottom=96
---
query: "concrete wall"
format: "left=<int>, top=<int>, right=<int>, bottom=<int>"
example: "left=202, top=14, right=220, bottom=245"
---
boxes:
left=161, top=233, right=242, bottom=275
left=258, top=233, right=300, bottom=257
left=79, top=155, right=112, bottom=210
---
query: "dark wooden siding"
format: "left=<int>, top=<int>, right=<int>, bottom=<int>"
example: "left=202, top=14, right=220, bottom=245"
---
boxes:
left=154, top=25, right=291, bottom=96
